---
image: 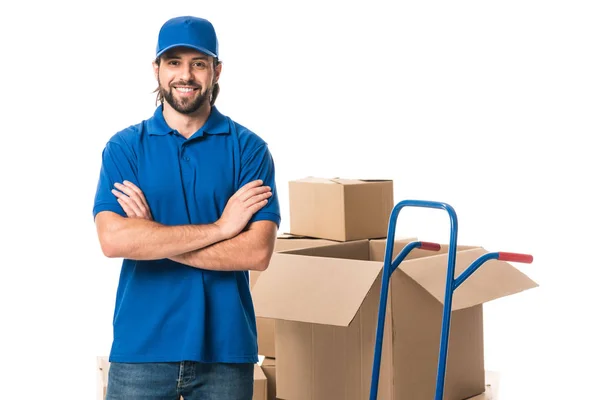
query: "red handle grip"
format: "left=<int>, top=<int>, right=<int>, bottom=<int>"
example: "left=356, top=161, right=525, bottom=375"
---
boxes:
left=497, top=252, right=533, bottom=263
left=419, top=241, right=441, bottom=251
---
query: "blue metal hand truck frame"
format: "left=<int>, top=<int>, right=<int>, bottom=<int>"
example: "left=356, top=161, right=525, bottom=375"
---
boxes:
left=369, top=200, right=533, bottom=400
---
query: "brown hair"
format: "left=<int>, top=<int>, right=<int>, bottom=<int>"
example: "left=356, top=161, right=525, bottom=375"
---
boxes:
left=153, top=57, right=221, bottom=106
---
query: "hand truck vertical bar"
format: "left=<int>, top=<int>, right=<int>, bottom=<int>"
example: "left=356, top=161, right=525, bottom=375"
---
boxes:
left=369, top=200, right=458, bottom=400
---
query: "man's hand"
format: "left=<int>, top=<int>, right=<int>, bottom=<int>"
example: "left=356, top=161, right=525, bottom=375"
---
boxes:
left=215, top=180, right=272, bottom=239
left=112, top=181, right=153, bottom=220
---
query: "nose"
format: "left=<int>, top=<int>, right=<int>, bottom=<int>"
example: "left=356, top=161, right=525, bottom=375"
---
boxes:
left=180, top=64, right=192, bottom=81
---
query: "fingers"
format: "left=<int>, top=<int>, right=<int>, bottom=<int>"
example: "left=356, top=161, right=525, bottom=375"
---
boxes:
left=123, top=180, right=150, bottom=210
left=248, top=199, right=269, bottom=214
left=231, top=179, right=263, bottom=200
left=245, top=190, right=272, bottom=206
left=112, top=188, right=145, bottom=217
left=114, top=182, right=147, bottom=214
left=116, top=198, right=137, bottom=218
left=112, top=181, right=152, bottom=220
left=239, top=185, right=272, bottom=203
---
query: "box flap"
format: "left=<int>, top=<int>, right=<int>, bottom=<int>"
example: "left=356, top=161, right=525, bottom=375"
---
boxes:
left=252, top=253, right=382, bottom=326
left=291, top=177, right=391, bottom=185
left=253, top=363, right=267, bottom=381
left=262, top=357, right=276, bottom=367
left=277, top=233, right=319, bottom=240
left=282, top=240, right=370, bottom=260
left=292, top=177, right=342, bottom=184
left=400, top=248, right=539, bottom=310
left=278, top=233, right=335, bottom=241
left=277, top=233, right=300, bottom=239
left=330, top=178, right=368, bottom=185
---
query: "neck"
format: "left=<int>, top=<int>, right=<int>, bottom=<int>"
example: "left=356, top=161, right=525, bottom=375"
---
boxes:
left=162, top=101, right=212, bottom=139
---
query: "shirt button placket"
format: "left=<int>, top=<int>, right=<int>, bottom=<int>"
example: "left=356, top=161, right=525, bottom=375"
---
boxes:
left=181, top=144, right=190, bottom=162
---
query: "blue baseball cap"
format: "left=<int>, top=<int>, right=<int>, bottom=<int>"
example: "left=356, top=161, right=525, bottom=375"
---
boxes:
left=156, top=16, right=219, bottom=59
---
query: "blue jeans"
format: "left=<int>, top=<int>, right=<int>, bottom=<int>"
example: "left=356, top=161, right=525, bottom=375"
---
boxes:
left=106, top=361, right=254, bottom=400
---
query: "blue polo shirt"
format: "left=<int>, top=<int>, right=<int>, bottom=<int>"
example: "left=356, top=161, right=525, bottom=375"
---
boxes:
left=93, top=105, right=280, bottom=363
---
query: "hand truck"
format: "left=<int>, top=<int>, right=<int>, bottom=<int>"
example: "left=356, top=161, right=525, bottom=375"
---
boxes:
left=369, top=200, right=533, bottom=400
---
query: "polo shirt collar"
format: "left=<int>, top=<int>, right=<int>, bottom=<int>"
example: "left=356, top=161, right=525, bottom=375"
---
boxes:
left=147, top=105, right=171, bottom=135
left=148, top=105, right=230, bottom=137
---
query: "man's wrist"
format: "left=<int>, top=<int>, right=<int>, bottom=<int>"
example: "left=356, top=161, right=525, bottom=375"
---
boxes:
left=211, top=221, right=230, bottom=242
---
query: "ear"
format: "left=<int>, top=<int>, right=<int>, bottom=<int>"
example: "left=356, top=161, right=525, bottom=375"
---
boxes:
left=214, top=62, right=222, bottom=83
left=152, top=60, right=159, bottom=80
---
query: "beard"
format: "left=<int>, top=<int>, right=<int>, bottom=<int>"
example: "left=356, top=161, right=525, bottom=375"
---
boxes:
left=159, top=79, right=212, bottom=115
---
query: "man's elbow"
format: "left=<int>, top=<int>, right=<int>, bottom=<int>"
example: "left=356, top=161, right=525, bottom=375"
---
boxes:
left=253, top=247, right=274, bottom=271
left=244, top=220, right=277, bottom=271
left=99, top=234, right=122, bottom=258
left=96, top=213, right=126, bottom=258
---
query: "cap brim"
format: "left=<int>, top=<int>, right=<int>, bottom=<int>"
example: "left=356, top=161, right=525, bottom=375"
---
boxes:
left=156, top=43, right=217, bottom=59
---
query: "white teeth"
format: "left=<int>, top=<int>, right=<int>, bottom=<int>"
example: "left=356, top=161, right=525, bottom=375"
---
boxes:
left=176, top=87, right=195, bottom=93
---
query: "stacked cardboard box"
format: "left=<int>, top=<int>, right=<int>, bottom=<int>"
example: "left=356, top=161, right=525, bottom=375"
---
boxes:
left=288, top=177, right=394, bottom=241
left=251, top=177, right=537, bottom=399
left=250, top=177, right=397, bottom=398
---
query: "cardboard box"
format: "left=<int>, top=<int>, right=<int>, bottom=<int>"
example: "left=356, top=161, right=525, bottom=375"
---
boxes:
left=250, top=234, right=337, bottom=289
left=251, top=240, right=537, bottom=399
left=288, top=178, right=394, bottom=241
left=97, top=356, right=109, bottom=400
left=251, top=234, right=338, bottom=358
left=255, top=318, right=276, bottom=359
left=253, top=363, right=268, bottom=400
left=97, top=356, right=267, bottom=400
left=261, top=357, right=277, bottom=400
left=274, top=234, right=339, bottom=252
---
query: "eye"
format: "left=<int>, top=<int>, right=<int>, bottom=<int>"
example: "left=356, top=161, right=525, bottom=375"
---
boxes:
left=193, top=62, right=207, bottom=69
left=168, top=60, right=180, bottom=66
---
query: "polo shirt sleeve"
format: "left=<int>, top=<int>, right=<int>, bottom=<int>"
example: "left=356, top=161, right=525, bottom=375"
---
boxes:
left=92, top=141, right=138, bottom=220
left=240, top=144, right=281, bottom=228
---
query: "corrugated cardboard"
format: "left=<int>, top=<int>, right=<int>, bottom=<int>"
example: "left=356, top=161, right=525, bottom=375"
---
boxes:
left=252, top=240, right=537, bottom=399
left=97, top=356, right=267, bottom=400
left=251, top=234, right=338, bottom=358
left=288, top=178, right=394, bottom=241
left=274, top=233, right=338, bottom=252
left=261, top=357, right=277, bottom=400
left=250, top=234, right=337, bottom=289
left=254, top=318, right=276, bottom=358
left=253, top=363, right=268, bottom=400
left=97, top=356, right=109, bottom=400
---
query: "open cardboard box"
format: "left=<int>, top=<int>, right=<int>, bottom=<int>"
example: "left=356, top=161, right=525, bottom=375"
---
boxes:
left=251, top=234, right=340, bottom=358
left=250, top=234, right=338, bottom=289
left=252, top=239, right=537, bottom=399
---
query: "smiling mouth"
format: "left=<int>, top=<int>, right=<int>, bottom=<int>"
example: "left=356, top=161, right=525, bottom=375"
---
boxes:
left=174, top=87, right=199, bottom=93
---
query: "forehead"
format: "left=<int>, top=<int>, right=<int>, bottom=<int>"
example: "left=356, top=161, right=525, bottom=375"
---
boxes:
left=161, top=47, right=212, bottom=61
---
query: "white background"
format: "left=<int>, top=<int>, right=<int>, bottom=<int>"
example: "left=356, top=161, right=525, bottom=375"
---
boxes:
left=0, top=0, right=598, bottom=398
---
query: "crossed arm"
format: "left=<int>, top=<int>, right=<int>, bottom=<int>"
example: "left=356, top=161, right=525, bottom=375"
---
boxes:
left=95, top=180, right=277, bottom=271
left=170, top=220, right=276, bottom=271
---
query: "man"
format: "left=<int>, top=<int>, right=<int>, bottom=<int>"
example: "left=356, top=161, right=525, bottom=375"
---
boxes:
left=93, top=16, right=280, bottom=400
